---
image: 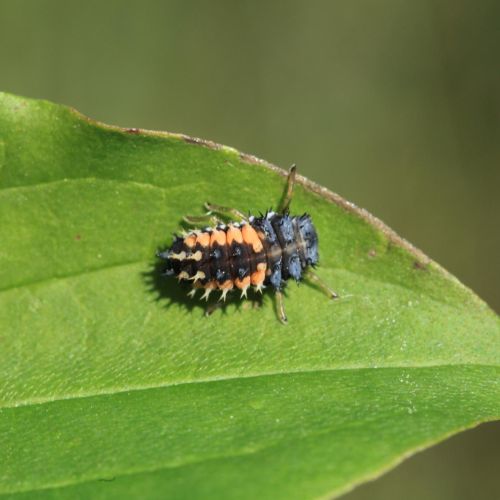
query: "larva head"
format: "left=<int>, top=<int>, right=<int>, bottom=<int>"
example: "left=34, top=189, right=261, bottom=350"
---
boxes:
left=158, top=236, right=185, bottom=276
left=298, top=214, right=319, bottom=265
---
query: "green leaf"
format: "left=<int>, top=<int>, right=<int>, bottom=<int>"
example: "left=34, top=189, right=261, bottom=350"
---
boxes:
left=0, top=91, right=498, bottom=500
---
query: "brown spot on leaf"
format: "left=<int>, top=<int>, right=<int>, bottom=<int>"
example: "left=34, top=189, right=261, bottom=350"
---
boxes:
left=413, top=260, right=427, bottom=271
left=126, top=128, right=140, bottom=134
left=75, top=234, right=81, bottom=241
left=368, top=249, right=377, bottom=258
left=182, top=136, right=222, bottom=150
left=183, top=136, right=201, bottom=145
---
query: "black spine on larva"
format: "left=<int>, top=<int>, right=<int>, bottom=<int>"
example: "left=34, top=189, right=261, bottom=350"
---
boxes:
left=210, top=237, right=230, bottom=284
left=295, top=214, right=319, bottom=266
left=230, top=239, right=250, bottom=282
left=270, top=213, right=302, bottom=282
left=250, top=214, right=283, bottom=289
left=250, top=212, right=319, bottom=290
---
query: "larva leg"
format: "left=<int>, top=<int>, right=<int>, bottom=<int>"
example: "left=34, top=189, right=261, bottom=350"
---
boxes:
left=183, top=213, right=222, bottom=226
left=204, top=202, right=247, bottom=222
left=278, top=164, right=297, bottom=213
left=275, top=290, right=288, bottom=324
left=304, top=268, right=338, bottom=299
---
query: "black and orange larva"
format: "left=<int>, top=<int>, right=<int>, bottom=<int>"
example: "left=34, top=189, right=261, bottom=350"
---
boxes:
left=158, top=166, right=337, bottom=323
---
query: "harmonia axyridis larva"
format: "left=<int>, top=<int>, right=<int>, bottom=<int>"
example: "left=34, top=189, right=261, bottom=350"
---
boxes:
left=158, top=166, right=337, bottom=323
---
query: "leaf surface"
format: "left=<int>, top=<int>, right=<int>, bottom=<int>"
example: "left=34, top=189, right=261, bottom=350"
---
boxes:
left=0, top=92, right=498, bottom=499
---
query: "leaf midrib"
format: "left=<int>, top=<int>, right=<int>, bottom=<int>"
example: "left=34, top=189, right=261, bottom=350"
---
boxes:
left=2, top=363, right=496, bottom=411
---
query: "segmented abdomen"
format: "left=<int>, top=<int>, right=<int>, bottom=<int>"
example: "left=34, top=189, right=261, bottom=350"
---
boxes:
left=161, top=212, right=319, bottom=298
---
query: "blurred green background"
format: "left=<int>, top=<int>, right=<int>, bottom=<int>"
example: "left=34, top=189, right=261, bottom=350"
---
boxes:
left=1, top=0, right=498, bottom=498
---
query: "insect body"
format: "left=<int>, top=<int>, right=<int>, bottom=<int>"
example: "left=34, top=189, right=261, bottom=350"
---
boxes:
left=158, top=166, right=337, bottom=323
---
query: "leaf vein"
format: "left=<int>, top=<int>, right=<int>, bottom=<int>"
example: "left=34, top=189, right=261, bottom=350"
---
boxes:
left=1, top=363, right=497, bottom=411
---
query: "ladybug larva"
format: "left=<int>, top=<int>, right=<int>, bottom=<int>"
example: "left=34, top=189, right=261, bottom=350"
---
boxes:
left=158, top=166, right=337, bottom=323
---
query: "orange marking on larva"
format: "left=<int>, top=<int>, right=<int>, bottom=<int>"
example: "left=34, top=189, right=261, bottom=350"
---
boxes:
left=196, top=232, right=210, bottom=248
left=235, top=276, right=251, bottom=290
left=242, top=224, right=263, bottom=253
left=226, top=225, right=243, bottom=245
left=218, top=280, right=234, bottom=290
left=251, top=270, right=266, bottom=286
left=184, top=234, right=197, bottom=248
left=204, top=280, right=217, bottom=289
left=210, top=229, right=226, bottom=247
left=251, top=262, right=267, bottom=286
